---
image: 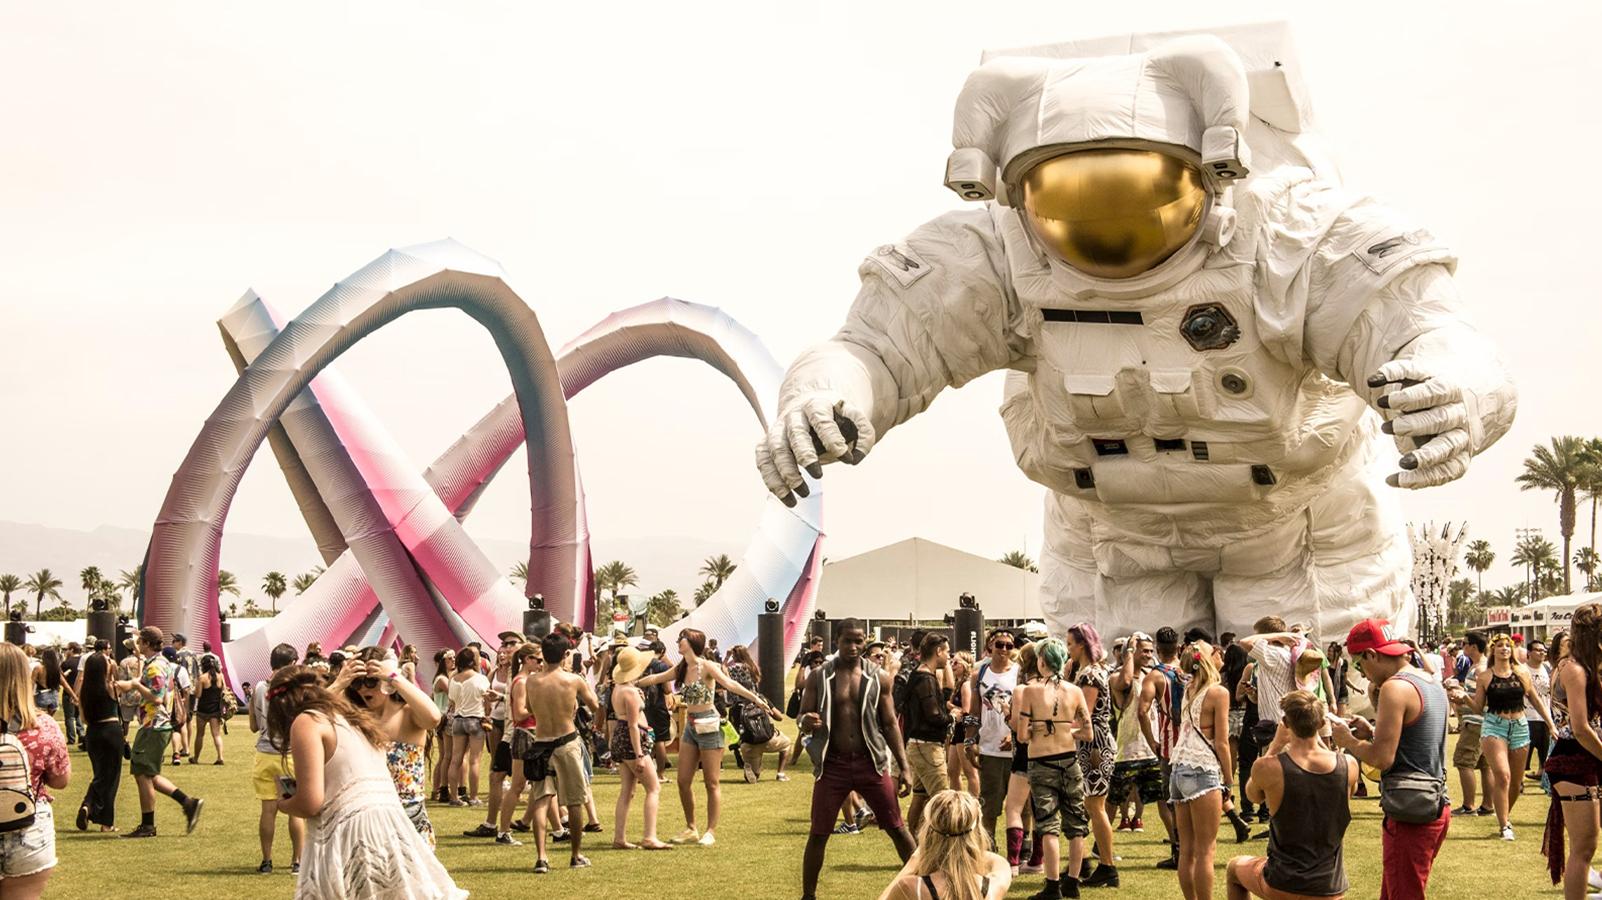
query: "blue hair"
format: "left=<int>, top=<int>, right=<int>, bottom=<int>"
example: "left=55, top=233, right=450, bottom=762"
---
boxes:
left=1037, top=638, right=1068, bottom=677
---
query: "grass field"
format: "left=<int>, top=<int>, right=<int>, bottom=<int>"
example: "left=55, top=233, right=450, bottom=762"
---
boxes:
left=47, top=720, right=1555, bottom=898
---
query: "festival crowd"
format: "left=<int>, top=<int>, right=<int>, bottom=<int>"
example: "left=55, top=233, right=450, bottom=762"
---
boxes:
left=8, top=604, right=1602, bottom=900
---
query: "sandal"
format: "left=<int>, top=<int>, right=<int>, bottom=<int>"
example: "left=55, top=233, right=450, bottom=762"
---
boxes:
left=612, top=840, right=639, bottom=850
left=640, top=840, right=673, bottom=850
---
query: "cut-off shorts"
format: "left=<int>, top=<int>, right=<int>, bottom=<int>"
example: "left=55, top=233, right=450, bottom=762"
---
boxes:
left=0, top=802, right=55, bottom=879
left=685, top=709, right=725, bottom=750
left=1169, top=763, right=1224, bottom=803
left=1480, top=714, right=1530, bottom=751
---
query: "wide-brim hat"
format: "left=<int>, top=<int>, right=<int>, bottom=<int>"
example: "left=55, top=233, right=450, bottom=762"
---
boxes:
left=613, top=646, right=652, bottom=684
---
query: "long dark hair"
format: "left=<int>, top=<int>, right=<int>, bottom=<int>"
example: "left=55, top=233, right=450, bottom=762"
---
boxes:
left=728, top=645, right=760, bottom=684
left=433, top=649, right=454, bottom=682
left=1221, top=644, right=1249, bottom=704
left=1569, top=605, right=1602, bottom=712
left=40, top=649, right=62, bottom=691
left=673, top=628, right=708, bottom=686
left=265, top=665, right=384, bottom=754
left=343, top=647, right=400, bottom=709
left=80, top=652, right=113, bottom=712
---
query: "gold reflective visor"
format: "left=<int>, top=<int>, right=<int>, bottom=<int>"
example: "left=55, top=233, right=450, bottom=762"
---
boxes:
left=1019, top=149, right=1207, bottom=280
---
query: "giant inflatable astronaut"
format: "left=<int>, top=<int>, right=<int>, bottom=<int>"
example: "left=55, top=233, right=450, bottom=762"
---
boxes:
left=754, top=28, right=1516, bottom=639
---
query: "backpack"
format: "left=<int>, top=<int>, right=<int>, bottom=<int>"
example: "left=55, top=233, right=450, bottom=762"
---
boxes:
left=892, top=666, right=913, bottom=722
left=0, top=722, right=36, bottom=832
left=736, top=703, right=776, bottom=745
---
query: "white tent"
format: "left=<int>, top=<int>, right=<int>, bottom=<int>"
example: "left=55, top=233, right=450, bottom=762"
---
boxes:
left=817, top=538, right=1043, bottom=622
left=1511, top=591, right=1602, bottom=638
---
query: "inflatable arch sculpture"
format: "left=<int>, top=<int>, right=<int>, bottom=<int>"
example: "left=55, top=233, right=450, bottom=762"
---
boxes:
left=140, top=240, right=823, bottom=688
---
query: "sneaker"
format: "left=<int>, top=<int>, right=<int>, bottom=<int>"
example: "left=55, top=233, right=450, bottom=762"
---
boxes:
left=122, top=824, right=158, bottom=838
left=671, top=827, right=699, bottom=843
left=697, top=830, right=716, bottom=846
left=290, top=862, right=300, bottom=875
left=743, top=765, right=758, bottom=784
left=511, top=821, right=531, bottom=833
left=1475, top=805, right=1493, bottom=817
left=583, top=823, right=603, bottom=833
left=1115, top=816, right=1131, bottom=832
left=1130, top=817, right=1144, bottom=832
left=495, top=832, right=523, bottom=846
left=775, top=773, right=790, bottom=782
left=467, top=798, right=484, bottom=807
left=75, top=805, right=88, bottom=832
left=256, top=861, right=273, bottom=875
left=1590, top=868, right=1602, bottom=891
left=832, top=822, right=860, bottom=835
left=1011, top=864, right=1020, bottom=877
left=569, top=855, right=591, bottom=869
left=448, top=799, right=467, bottom=808
left=1082, top=864, right=1120, bottom=888
left=182, top=797, right=204, bottom=835
left=1501, top=824, right=1515, bottom=842
left=534, top=859, right=550, bottom=875
left=1451, top=804, right=1477, bottom=817
left=1019, top=862, right=1044, bottom=875
left=463, top=823, right=497, bottom=838
left=550, top=829, right=571, bottom=843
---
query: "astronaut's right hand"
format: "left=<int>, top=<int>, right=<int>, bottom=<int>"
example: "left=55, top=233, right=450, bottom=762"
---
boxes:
left=754, top=394, right=875, bottom=507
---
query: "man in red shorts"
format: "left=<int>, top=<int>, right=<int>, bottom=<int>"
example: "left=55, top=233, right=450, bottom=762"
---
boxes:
left=798, top=619, right=915, bottom=900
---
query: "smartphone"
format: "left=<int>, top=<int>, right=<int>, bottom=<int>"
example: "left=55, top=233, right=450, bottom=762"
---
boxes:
left=276, top=775, right=297, bottom=800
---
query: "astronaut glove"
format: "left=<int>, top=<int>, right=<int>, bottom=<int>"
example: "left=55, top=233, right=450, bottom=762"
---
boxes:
left=754, top=395, right=876, bottom=507
left=1367, top=358, right=1488, bottom=489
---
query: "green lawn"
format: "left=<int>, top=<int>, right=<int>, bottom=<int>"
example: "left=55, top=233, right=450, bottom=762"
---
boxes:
left=48, top=721, right=1555, bottom=898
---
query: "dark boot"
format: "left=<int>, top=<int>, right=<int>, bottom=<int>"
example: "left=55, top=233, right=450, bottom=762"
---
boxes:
left=1082, top=863, right=1120, bottom=888
left=1155, top=843, right=1179, bottom=870
left=1027, top=880, right=1062, bottom=900
left=1060, top=875, right=1081, bottom=898
left=1226, top=806, right=1251, bottom=843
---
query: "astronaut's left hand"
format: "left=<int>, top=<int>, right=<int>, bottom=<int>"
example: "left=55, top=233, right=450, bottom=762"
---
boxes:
left=1367, top=357, right=1505, bottom=489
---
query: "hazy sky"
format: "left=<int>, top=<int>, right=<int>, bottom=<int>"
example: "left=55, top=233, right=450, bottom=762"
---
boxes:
left=2, top=1, right=1597, bottom=593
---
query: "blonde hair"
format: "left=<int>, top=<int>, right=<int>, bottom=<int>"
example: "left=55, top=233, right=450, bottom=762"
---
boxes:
left=1182, top=641, right=1220, bottom=710
left=0, top=645, right=37, bottom=730
left=910, top=790, right=990, bottom=900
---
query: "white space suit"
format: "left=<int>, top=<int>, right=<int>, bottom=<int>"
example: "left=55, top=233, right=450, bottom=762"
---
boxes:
left=756, top=26, right=1515, bottom=640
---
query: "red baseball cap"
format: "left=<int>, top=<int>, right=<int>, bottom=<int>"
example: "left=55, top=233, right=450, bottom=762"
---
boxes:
left=1345, top=619, right=1412, bottom=657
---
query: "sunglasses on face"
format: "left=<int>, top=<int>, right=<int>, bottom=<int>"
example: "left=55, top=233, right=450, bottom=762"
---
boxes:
left=353, top=678, right=381, bottom=691
left=992, top=642, right=1014, bottom=651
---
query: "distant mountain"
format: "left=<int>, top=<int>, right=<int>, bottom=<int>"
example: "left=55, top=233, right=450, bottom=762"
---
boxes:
left=0, top=520, right=743, bottom=611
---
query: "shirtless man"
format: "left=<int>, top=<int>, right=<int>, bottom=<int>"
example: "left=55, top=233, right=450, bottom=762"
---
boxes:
left=1014, top=638, right=1093, bottom=900
left=798, top=620, right=915, bottom=900
left=497, top=644, right=542, bottom=841
left=524, top=632, right=600, bottom=873
left=1137, top=627, right=1183, bottom=869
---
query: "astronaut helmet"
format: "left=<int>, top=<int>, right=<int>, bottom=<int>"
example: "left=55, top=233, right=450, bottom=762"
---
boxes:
left=944, top=35, right=1251, bottom=298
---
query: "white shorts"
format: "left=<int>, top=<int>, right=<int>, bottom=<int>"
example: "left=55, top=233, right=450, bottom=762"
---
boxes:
left=0, top=802, right=55, bottom=879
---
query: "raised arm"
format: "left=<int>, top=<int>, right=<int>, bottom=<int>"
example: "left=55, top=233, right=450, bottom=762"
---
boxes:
left=710, top=661, right=775, bottom=712
left=1137, top=671, right=1161, bottom=755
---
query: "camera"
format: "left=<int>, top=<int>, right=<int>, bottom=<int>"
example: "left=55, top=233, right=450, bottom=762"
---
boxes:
left=813, top=609, right=827, bottom=621
left=529, top=593, right=544, bottom=611
left=764, top=598, right=780, bottom=614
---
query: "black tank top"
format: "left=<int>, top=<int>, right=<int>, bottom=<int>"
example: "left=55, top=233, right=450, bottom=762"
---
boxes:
left=1486, top=671, right=1525, bottom=715
left=920, top=874, right=990, bottom=898
left=1265, top=752, right=1350, bottom=896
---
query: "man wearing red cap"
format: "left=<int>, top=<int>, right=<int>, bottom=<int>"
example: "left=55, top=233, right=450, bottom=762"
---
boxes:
left=1329, top=620, right=1450, bottom=900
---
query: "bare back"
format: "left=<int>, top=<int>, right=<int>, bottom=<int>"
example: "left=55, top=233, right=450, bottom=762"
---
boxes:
left=526, top=666, right=587, bottom=740
left=1023, top=679, right=1085, bottom=758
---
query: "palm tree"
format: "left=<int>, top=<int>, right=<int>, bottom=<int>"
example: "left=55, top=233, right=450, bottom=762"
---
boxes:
left=24, top=569, right=62, bottom=620
left=262, top=571, right=288, bottom=613
left=593, top=561, right=639, bottom=620
left=1512, top=535, right=1560, bottom=602
left=1490, top=585, right=1525, bottom=608
left=79, top=565, right=102, bottom=603
left=509, top=561, right=529, bottom=586
left=216, top=569, right=241, bottom=599
left=1579, top=438, right=1602, bottom=561
left=1464, top=540, right=1495, bottom=595
left=292, top=571, right=320, bottom=595
left=998, top=550, right=1039, bottom=573
left=693, top=580, right=717, bottom=607
left=1577, top=547, right=1602, bottom=592
left=647, top=589, right=683, bottom=627
left=699, top=554, right=737, bottom=591
left=0, top=575, right=19, bottom=618
left=1517, top=436, right=1589, bottom=594
left=116, top=565, right=143, bottom=604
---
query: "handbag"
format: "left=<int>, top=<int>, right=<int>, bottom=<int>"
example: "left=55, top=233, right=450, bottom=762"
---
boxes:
left=1378, top=769, right=1448, bottom=823
left=785, top=687, right=802, bottom=720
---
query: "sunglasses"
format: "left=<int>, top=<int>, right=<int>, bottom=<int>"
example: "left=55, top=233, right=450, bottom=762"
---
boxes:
left=992, top=642, right=1014, bottom=650
left=353, top=678, right=381, bottom=690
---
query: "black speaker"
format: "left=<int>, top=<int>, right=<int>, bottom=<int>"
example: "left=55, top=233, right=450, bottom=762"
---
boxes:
left=86, top=610, right=117, bottom=650
left=219, top=621, right=232, bottom=644
left=756, top=608, right=786, bottom=710
left=808, top=613, right=831, bottom=649
left=952, top=606, right=984, bottom=662
left=3, top=622, right=25, bottom=647
left=523, top=608, right=552, bottom=642
left=115, top=620, right=134, bottom=661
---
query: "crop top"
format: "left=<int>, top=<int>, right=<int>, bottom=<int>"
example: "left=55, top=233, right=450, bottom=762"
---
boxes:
left=1485, top=671, right=1526, bottom=715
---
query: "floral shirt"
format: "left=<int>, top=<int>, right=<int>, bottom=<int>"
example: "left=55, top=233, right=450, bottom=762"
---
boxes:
left=140, top=654, right=173, bottom=729
left=383, top=740, right=434, bottom=847
left=15, top=715, right=68, bottom=803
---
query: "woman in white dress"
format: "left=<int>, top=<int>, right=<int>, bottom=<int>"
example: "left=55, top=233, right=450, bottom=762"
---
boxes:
left=266, top=666, right=466, bottom=900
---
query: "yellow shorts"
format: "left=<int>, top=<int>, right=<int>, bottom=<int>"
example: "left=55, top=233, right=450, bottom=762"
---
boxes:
left=252, top=751, right=295, bottom=802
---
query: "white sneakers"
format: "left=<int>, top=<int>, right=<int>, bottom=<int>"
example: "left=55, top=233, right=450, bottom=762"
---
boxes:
left=1500, top=824, right=1515, bottom=842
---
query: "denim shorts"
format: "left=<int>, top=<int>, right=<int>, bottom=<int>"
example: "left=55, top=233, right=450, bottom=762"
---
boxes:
left=685, top=710, right=725, bottom=750
left=450, top=715, right=484, bottom=738
left=1481, top=714, right=1531, bottom=751
left=1169, top=763, right=1223, bottom=803
left=0, top=802, right=55, bottom=878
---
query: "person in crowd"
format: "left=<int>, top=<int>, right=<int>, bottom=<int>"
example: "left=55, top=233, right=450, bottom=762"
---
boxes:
left=1168, top=640, right=1232, bottom=900
left=1002, top=642, right=1042, bottom=875
left=1526, top=639, right=1553, bottom=778
left=189, top=653, right=226, bottom=765
left=338, top=647, right=444, bottom=847
left=1330, top=619, right=1451, bottom=900
left=1446, top=630, right=1492, bottom=816
left=60, top=643, right=83, bottom=748
left=497, top=643, right=543, bottom=839
left=636, top=627, right=777, bottom=846
left=31, top=648, right=61, bottom=724
left=525, top=632, right=601, bottom=872
left=115, top=626, right=203, bottom=838
left=115, top=647, right=142, bottom=734
left=609, top=644, right=672, bottom=851
left=161, top=645, right=192, bottom=766
left=1462, top=632, right=1555, bottom=840
left=266, top=666, right=464, bottom=899
left=1328, top=642, right=1352, bottom=718
left=789, top=648, right=827, bottom=769
left=948, top=652, right=981, bottom=798
left=249, top=642, right=303, bottom=873
left=1066, top=623, right=1117, bottom=888
left=1227, top=690, right=1355, bottom=900
left=725, top=644, right=793, bottom=782
left=0, top=643, right=70, bottom=896
left=1013, top=637, right=1092, bottom=900
left=966, top=628, right=1020, bottom=853
left=74, top=646, right=122, bottom=833
left=903, top=632, right=955, bottom=835
left=643, top=640, right=675, bottom=773
left=799, top=619, right=916, bottom=900
left=1111, top=633, right=1163, bottom=836
left=1237, top=618, right=1304, bottom=759
left=877, top=790, right=1011, bottom=900
left=466, top=632, right=522, bottom=839
left=1137, top=627, right=1185, bottom=869
left=447, top=645, right=490, bottom=806
left=1542, top=604, right=1602, bottom=898
left=1221, top=643, right=1258, bottom=821
left=430, top=648, right=455, bottom=802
